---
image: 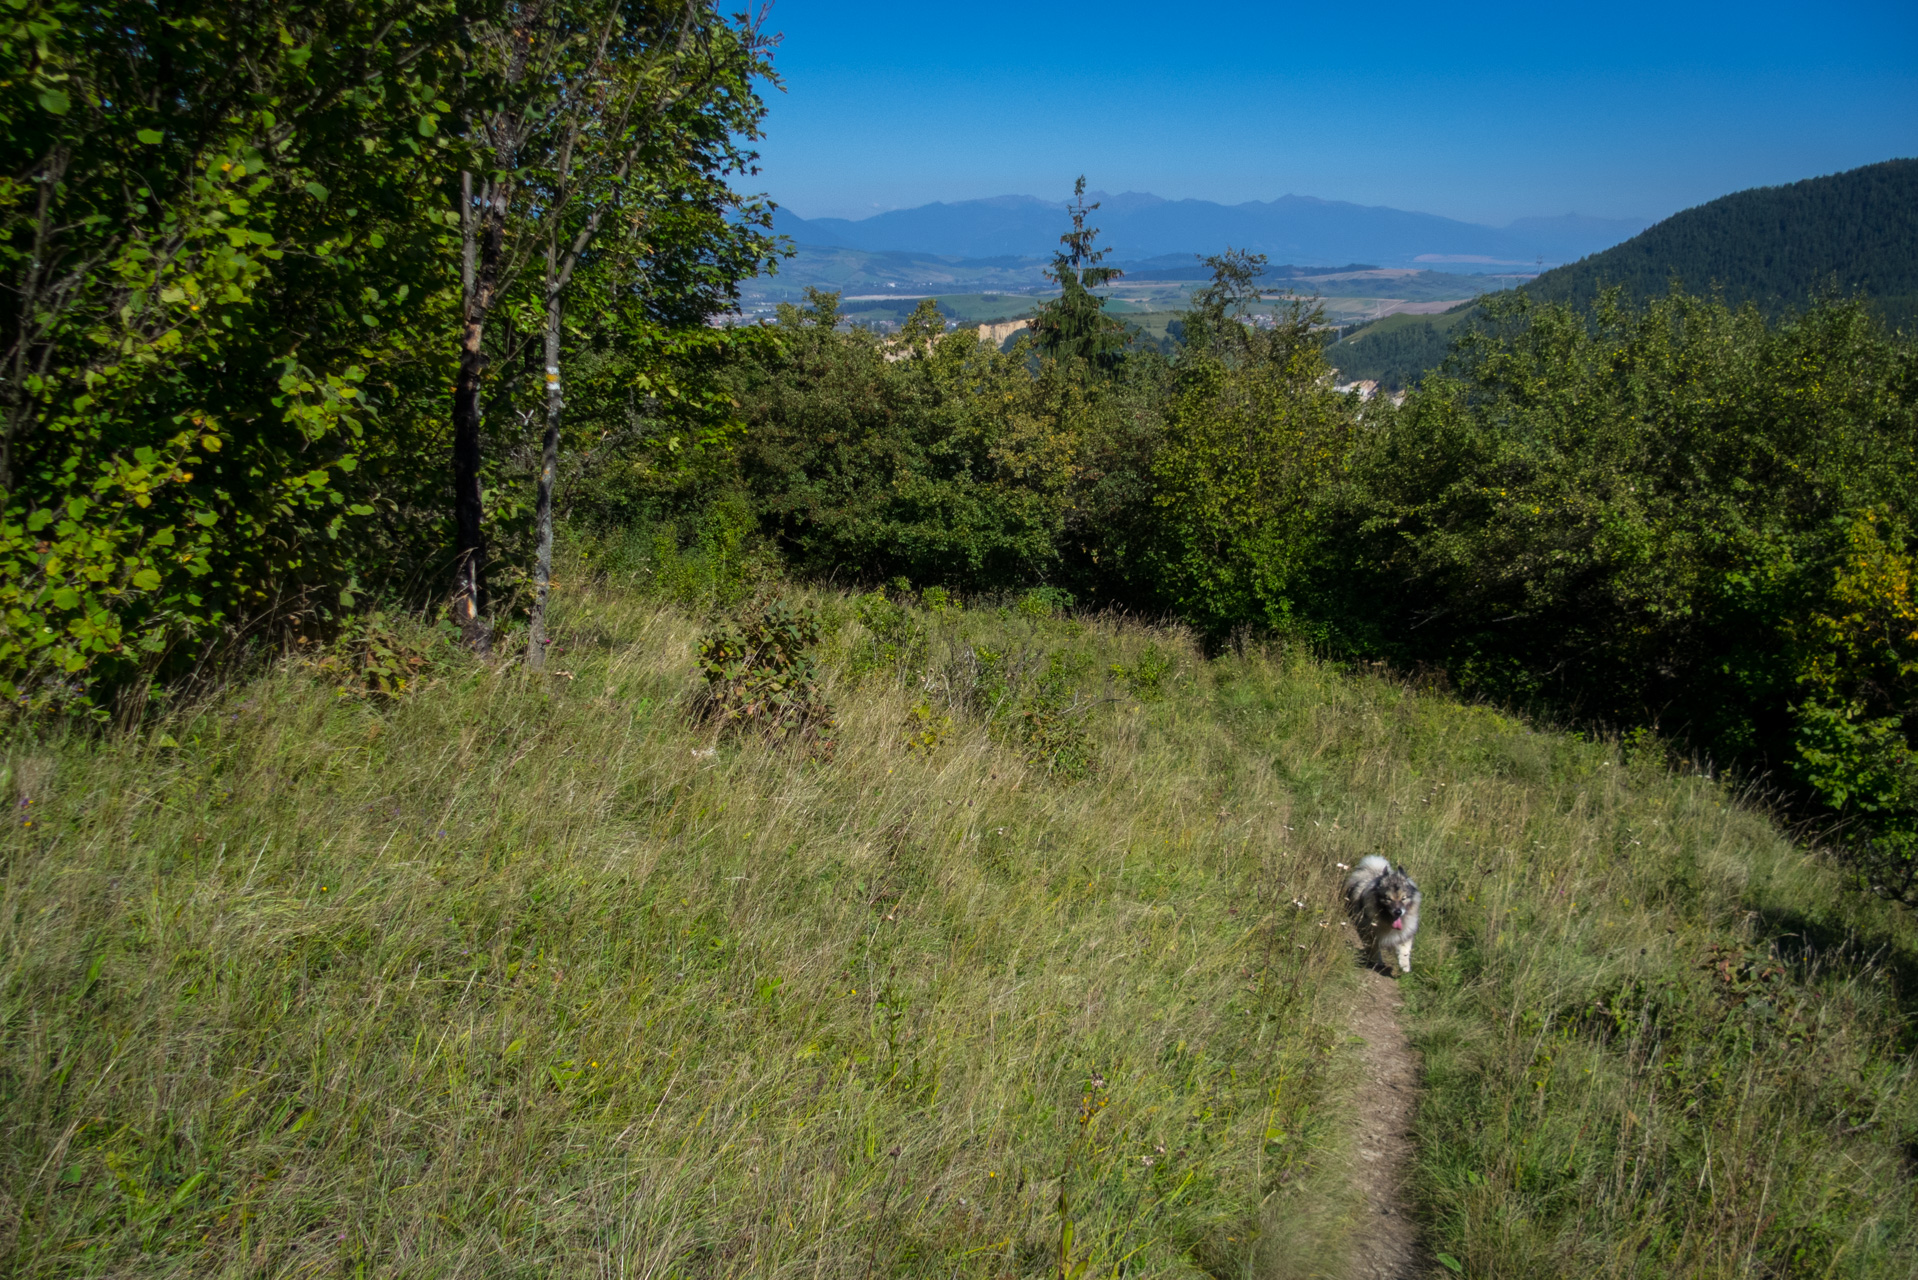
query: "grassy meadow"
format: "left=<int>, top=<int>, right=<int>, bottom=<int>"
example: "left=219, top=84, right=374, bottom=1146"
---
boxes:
left=1, top=555, right=1915, bottom=1278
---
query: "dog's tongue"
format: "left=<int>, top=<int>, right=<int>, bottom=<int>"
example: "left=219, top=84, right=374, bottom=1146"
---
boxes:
left=1391, top=919, right=1403, bottom=929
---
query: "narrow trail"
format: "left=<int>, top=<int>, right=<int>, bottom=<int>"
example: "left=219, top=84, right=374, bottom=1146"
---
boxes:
left=1344, top=966, right=1425, bottom=1279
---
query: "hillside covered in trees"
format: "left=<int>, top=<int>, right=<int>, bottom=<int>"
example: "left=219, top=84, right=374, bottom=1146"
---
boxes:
left=1325, top=158, right=1918, bottom=390
left=1527, top=158, right=1918, bottom=325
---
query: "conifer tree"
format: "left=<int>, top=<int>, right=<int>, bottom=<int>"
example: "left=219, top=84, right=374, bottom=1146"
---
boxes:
left=1029, top=177, right=1127, bottom=372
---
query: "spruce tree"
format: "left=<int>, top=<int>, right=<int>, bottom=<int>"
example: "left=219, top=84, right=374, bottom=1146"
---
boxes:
left=1029, top=177, right=1128, bottom=372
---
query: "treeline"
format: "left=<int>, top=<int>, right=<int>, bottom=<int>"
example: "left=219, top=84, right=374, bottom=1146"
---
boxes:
left=648, top=255, right=1918, bottom=891
left=1, top=0, right=775, bottom=716
left=7, top=8, right=1918, bottom=890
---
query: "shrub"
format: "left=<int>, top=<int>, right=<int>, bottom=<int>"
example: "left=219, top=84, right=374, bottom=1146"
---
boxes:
left=1339, top=289, right=1918, bottom=886
left=1013, top=649, right=1097, bottom=781
left=695, top=596, right=834, bottom=753
left=1111, top=641, right=1174, bottom=701
left=849, top=588, right=927, bottom=679
left=298, top=611, right=452, bottom=701
left=902, top=699, right=953, bottom=756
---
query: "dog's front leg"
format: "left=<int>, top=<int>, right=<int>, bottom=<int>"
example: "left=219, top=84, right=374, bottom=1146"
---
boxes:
left=1395, top=941, right=1413, bottom=973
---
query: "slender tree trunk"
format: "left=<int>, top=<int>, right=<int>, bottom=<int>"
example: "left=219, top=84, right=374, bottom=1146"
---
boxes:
left=527, top=244, right=563, bottom=670
left=452, top=170, right=509, bottom=653
left=1, top=148, right=69, bottom=495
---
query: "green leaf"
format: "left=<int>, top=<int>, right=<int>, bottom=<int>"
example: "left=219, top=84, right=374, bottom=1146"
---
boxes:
left=136, top=128, right=164, bottom=145
left=166, top=1170, right=207, bottom=1210
left=416, top=114, right=438, bottom=137
left=131, top=569, right=162, bottom=591
left=304, top=181, right=329, bottom=201
left=1437, top=1254, right=1464, bottom=1274
left=38, top=87, right=70, bottom=116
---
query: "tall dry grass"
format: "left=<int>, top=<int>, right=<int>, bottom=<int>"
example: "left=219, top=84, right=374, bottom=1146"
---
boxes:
left=3, top=570, right=1914, bottom=1277
left=0, top=583, right=1365, bottom=1278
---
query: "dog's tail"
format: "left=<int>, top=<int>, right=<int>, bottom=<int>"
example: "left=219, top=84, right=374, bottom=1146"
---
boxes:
left=1345, top=854, right=1391, bottom=897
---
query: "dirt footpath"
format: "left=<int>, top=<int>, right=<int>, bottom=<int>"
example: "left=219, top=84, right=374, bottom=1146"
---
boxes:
left=1345, top=968, right=1425, bottom=1279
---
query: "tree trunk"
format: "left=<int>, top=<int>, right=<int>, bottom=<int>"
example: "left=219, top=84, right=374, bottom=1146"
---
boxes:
left=451, top=169, right=508, bottom=653
left=451, top=317, right=490, bottom=652
left=527, top=246, right=563, bottom=670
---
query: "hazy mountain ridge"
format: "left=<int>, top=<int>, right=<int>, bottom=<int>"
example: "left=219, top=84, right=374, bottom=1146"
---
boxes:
left=772, top=193, right=1645, bottom=270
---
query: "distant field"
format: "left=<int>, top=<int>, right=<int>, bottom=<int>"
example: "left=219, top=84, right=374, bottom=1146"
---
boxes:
left=1323, top=302, right=1481, bottom=389
left=746, top=244, right=1514, bottom=326
left=830, top=290, right=1488, bottom=338
left=837, top=293, right=1040, bottom=328
left=1336, top=305, right=1480, bottom=343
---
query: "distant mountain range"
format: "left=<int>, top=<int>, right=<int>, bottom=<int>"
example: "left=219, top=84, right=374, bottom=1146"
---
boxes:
left=772, top=193, right=1647, bottom=272
left=1526, top=158, right=1918, bottom=325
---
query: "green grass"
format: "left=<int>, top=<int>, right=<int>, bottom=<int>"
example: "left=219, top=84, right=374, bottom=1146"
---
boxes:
left=1335, top=303, right=1479, bottom=346
left=3, top=566, right=1915, bottom=1277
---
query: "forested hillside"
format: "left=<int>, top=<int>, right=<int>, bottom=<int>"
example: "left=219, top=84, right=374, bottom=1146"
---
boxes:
left=1527, top=158, right=1918, bottom=325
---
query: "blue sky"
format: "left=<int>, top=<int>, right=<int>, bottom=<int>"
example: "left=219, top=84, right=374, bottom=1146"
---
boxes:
left=750, top=0, right=1918, bottom=227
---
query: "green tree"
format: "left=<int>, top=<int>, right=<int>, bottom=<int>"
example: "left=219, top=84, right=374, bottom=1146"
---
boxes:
left=0, top=0, right=469, bottom=718
left=448, top=0, right=776, bottom=656
left=1029, top=177, right=1127, bottom=373
left=726, top=290, right=1091, bottom=589
left=1143, top=251, right=1356, bottom=637
left=1339, top=288, right=1918, bottom=885
left=514, top=1, right=777, bottom=667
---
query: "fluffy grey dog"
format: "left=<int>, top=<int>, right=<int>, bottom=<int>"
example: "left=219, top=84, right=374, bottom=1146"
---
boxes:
left=1344, top=855, right=1422, bottom=974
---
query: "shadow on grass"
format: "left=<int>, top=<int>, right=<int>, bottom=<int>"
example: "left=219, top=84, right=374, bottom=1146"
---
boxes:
left=1750, top=906, right=1918, bottom=1052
